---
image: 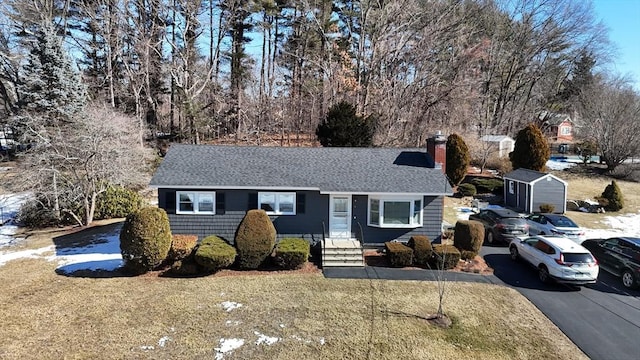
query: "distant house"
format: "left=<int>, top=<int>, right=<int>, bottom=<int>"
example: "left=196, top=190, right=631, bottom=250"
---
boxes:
left=503, top=168, right=567, bottom=214
left=149, top=135, right=453, bottom=250
left=481, top=135, right=515, bottom=158
left=539, top=112, right=575, bottom=142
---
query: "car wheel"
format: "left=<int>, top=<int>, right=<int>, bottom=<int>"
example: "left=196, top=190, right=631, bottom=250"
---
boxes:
left=621, top=269, right=638, bottom=289
left=486, top=231, right=495, bottom=245
left=538, top=265, right=550, bottom=284
left=509, top=246, right=519, bottom=261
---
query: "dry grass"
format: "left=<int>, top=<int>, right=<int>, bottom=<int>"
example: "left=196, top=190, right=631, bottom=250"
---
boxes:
left=0, top=231, right=586, bottom=360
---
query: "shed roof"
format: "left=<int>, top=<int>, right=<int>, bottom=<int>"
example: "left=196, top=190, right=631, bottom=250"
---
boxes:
left=503, top=168, right=567, bottom=186
left=481, top=135, right=514, bottom=143
left=150, top=144, right=453, bottom=195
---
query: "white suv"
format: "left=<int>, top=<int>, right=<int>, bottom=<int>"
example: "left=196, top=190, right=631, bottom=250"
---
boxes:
left=509, top=235, right=599, bottom=285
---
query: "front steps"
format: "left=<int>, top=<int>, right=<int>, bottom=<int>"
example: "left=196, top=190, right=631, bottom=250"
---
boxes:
left=322, top=238, right=365, bottom=267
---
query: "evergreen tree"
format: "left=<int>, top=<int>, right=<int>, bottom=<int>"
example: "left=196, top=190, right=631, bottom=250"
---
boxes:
left=446, top=133, right=470, bottom=186
left=510, top=124, right=550, bottom=171
left=316, top=101, right=375, bottom=147
left=15, top=23, right=86, bottom=126
left=601, top=180, right=624, bottom=212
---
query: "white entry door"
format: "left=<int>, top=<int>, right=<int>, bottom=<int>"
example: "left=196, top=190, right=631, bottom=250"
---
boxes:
left=329, top=195, right=351, bottom=238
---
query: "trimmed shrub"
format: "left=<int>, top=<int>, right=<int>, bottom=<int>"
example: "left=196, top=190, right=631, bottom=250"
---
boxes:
left=274, top=238, right=310, bottom=270
left=457, top=183, right=477, bottom=197
left=431, top=244, right=461, bottom=270
left=453, top=220, right=484, bottom=259
left=234, top=209, right=277, bottom=269
left=539, top=203, right=555, bottom=213
left=94, top=185, right=144, bottom=220
left=168, top=234, right=198, bottom=261
left=119, top=207, right=172, bottom=274
left=407, top=235, right=433, bottom=266
left=459, top=250, right=477, bottom=261
left=601, top=180, right=624, bottom=211
left=194, top=235, right=237, bottom=272
left=471, top=177, right=504, bottom=194
left=385, top=242, right=414, bottom=267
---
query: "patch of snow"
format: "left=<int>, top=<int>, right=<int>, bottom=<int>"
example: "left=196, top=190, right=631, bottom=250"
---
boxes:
left=214, top=338, right=244, bottom=360
left=290, top=335, right=312, bottom=344
left=225, top=320, right=242, bottom=326
left=50, top=230, right=123, bottom=273
left=220, top=301, right=243, bottom=312
left=319, top=337, right=325, bottom=345
left=279, top=324, right=285, bottom=328
left=0, top=245, right=54, bottom=266
left=254, top=331, right=279, bottom=346
left=546, top=159, right=576, bottom=171
left=140, top=345, right=154, bottom=351
left=158, top=336, right=171, bottom=347
left=0, top=193, right=32, bottom=247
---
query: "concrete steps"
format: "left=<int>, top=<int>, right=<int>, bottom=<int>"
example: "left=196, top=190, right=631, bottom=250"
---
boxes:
left=322, top=238, right=365, bottom=267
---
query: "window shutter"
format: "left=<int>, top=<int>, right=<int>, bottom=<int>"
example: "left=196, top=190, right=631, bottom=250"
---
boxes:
left=296, top=193, right=306, bottom=214
left=216, top=192, right=225, bottom=215
left=248, top=193, right=258, bottom=209
left=166, top=190, right=176, bottom=214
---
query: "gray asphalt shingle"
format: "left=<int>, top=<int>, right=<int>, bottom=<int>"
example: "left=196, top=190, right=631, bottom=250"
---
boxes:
left=504, top=168, right=547, bottom=183
left=150, top=144, right=453, bottom=194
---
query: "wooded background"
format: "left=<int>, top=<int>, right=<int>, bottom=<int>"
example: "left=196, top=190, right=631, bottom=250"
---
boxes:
left=1, top=0, right=630, bottom=148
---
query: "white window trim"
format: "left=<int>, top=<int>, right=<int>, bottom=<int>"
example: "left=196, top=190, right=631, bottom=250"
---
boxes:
left=258, top=192, right=296, bottom=215
left=176, top=191, right=216, bottom=215
left=560, top=126, right=572, bottom=135
left=509, top=181, right=515, bottom=194
left=367, top=195, right=423, bottom=228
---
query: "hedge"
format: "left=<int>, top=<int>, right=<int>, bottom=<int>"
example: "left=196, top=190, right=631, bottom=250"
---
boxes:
left=274, top=238, right=310, bottom=270
left=194, top=235, right=237, bottom=272
left=453, top=220, right=484, bottom=260
left=168, top=234, right=198, bottom=261
left=407, top=235, right=432, bottom=266
left=431, top=244, right=461, bottom=270
left=385, top=242, right=413, bottom=267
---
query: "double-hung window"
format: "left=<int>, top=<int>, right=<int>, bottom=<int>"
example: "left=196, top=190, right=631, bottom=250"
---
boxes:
left=176, top=191, right=215, bottom=214
left=258, top=192, right=296, bottom=215
left=368, top=196, right=423, bottom=228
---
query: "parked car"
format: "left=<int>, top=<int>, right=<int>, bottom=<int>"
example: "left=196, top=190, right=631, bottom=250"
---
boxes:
left=509, top=235, right=599, bottom=285
left=468, top=208, right=529, bottom=244
left=582, top=237, right=640, bottom=289
left=525, top=213, right=586, bottom=243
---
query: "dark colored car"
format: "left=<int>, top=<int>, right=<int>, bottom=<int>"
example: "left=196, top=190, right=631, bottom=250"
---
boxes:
left=582, top=237, right=640, bottom=289
left=468, top=208, right=529, bottom=245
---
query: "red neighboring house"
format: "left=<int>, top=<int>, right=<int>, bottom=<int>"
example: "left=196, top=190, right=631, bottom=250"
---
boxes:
left=539, top=112, right=574, bottom=142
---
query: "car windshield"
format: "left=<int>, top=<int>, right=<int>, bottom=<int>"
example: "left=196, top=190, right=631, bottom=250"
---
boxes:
left=563, top=253, right=595, bottom=263
left=549, top=216, right=578, bottom=227
left=500, top=218, right=527, bottom=226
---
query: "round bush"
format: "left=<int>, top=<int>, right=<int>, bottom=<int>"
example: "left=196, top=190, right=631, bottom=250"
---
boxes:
left=119, top=207, right=172, bottom=274
left=457, top=183, right=477, bottom=197
left=168, top=234, right=198, bottom=261
left=601, top=180, right=624, bottom=211
left=453, top=220, right=484, bottom=258
left=234, top=209, right=276, bottom=269
left=194, top=235, right=237, bottom=272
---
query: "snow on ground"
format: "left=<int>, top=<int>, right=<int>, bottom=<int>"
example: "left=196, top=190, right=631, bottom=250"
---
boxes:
left=50, top=228, right=124, bottom=273
left=220, top=301, right=243, bottom=312
left=545, top=158, right=578, bottom=171
left=214, top=338, right=245, bottom=360
left=0, top=192, right=31, bottom=247
left=254, top=331, right=280, bottom=346
left=0, top=246, right=54, bottom=267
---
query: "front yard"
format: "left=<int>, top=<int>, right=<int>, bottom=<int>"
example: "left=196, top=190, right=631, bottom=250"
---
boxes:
left=0, top=244, right=584, bottom=359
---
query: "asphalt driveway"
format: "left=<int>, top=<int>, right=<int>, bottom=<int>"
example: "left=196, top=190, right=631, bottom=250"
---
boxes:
left=482, top=245, right=640, bottom=360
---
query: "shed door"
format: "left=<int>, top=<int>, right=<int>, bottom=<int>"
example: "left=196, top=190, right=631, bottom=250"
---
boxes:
left=329, top=195, right=351, bottom=238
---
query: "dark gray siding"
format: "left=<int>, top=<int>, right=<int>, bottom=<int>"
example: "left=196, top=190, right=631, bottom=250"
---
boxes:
left=352, top=195, right=444, bottom=245
left=504, top=180, right=517, bottom=209
left=158, top=188, right=327, bottom=244
left=531, top=178, right=565, bottom=213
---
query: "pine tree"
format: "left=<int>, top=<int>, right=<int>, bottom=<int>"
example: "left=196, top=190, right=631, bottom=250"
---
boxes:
left=446, top=133, right=470, bottom=186
left=601, top=180, right=624, bottom=212
left=15, top=23, right=87, bottom=126
left=510, top=124, right=550, bottom=171
left=316, top=101, right=375, bottom=147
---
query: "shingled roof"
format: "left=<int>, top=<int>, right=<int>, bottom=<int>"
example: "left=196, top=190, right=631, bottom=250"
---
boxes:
left=150, top=144, right=453, bottom=195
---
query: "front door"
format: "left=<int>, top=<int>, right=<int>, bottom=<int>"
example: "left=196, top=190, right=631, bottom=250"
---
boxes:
left=329, top=195, right=351, bottom=238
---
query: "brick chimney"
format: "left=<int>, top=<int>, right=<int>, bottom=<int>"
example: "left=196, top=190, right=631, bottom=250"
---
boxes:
left=426, top=131, right=447, bottom=174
